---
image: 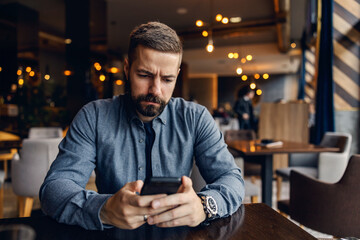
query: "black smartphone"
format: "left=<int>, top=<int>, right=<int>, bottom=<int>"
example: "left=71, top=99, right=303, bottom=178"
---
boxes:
left=141, top=177, right=182, bottom=195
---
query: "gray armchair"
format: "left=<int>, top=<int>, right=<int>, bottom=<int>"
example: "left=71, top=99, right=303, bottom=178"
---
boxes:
left=276, top=132, right=352, bottom=199
left=11, top=138, right=62, bottom=217
left=277, top=155, right=360, bottom=238
left=28, top=127, right=63, bottom=139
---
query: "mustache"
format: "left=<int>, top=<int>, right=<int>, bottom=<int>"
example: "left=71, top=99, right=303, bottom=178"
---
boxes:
left=138, top=94, right=163, bottom=104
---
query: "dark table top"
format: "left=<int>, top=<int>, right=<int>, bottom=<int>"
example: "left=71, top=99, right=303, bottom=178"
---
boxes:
left=0, top=203, right=316, bottom=240
left=227, top=139, right=339, bottom=156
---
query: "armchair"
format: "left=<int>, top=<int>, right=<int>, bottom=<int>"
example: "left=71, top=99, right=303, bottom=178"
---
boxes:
left=11, top=138, right=62, bottom=217
left=277, top=155, right=360, bottom=237
left=276, top=132, right=352, bottom=199
left=28, top=127, right=63, bottom=139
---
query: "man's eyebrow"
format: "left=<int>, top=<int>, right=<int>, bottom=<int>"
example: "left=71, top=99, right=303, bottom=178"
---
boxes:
left=136, top=69, right=153, bottom=75
left=136, top=69, right=177, bottom=79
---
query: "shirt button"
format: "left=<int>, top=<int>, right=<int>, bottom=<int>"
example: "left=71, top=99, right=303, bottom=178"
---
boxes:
left=138, top=167, right=143, bottom=171
left=139, top=139, right=144, bottom=143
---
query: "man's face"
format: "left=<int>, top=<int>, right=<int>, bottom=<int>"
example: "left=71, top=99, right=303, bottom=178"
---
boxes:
left=124, top=45, right=181, bottom=122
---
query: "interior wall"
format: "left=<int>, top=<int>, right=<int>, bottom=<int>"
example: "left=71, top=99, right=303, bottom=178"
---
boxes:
left=218, top=73, right=299, bottom=108
left=333, top=0, right=360, bottom=154
left=187, top=74, right=217, bottom=112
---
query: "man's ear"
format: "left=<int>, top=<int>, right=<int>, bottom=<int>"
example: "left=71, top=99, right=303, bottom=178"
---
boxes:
left=124, top=58, right=129, bottom=80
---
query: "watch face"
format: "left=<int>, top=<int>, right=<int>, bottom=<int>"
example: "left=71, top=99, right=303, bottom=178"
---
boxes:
left=206, top=197, right=218, bottom=215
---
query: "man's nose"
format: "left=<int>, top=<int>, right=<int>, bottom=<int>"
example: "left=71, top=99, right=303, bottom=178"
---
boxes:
left=149, top=78, right=161, bottom=96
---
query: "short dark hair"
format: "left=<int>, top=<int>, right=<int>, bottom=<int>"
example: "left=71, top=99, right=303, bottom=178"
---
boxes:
left=128, top=22, right=183, bottom=66
left=237, top=85, right=253, bottom=98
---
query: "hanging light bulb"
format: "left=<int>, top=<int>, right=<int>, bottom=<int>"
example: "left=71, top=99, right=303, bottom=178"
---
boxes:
left=196, top=20, right=204, bottom=27
left=256, top=89, right=262, bottom=95
left=221, top=17, right=229, bottom=24
left=250, top=83, right=256, bottom=89
left=236, top=67, right=243, bottom=75
left=202, top=30, right=208, bottom=37
left=206, top=39, right=214, bottom=53
left=241, top=75, right=248, bottom=81
left=215, top=14, right=223, bottom=22
left=263, top=73, right=269, bottom=79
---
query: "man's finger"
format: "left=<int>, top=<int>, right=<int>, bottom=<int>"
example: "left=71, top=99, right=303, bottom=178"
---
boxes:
left=177, top=176, right=193, bottom=193
left=129, top=194, right=167, bottom=208
left=148, top=204, right=190, bottom=226
left=150, top=192, right=188, bottom=209
left=124, top=180, right=144, bottom=193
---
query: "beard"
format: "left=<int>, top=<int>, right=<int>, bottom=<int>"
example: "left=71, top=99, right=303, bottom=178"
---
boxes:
left=132, top=93, right=167, bottom=117
left=128, top=76, right=167, bottom=117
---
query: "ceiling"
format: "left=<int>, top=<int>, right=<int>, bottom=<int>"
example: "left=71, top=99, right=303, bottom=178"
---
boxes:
left=1, top=0, right=307, bottom=76
left=106, top=0, right=306, bottom=76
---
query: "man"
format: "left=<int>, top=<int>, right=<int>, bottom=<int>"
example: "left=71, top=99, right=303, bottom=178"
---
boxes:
left=234, top=85, right=255, bottom=130
left=40, top=22, right=244, bottom=230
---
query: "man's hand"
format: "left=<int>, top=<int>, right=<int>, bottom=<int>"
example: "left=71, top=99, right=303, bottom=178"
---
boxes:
left=146, top=176, right=206, bottom=228
left=242, top=113, right=249, bottom=120
left=100, top=180, right=171, bottom=229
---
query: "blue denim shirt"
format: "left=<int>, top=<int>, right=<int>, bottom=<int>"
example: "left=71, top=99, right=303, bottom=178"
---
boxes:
left=39, top=94, right=244, bottom=230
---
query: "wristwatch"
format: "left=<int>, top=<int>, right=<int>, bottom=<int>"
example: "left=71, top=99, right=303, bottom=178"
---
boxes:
left=199, top=195, right=218, bottom=221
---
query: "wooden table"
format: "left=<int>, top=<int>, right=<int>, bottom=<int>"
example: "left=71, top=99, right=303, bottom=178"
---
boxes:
left=0, top=203, right=316, bottom=240
left=0, top=136, right=21, bottom=179
left=227, top=139, right=340, bottom=206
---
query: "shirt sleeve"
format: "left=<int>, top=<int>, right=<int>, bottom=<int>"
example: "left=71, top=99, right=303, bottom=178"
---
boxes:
left=39, top=103, right=111, bottom=230
left=193, top=107, right=245, bottom=218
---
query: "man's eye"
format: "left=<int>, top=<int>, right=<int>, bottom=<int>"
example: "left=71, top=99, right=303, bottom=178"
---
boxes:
left=138, top=74, right=149, bottom=78
left=164, top=79, right=173, bottom=83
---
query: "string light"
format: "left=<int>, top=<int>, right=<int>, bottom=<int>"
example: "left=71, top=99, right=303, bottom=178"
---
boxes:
left=64, top=70, right=71, bottom=76
left=0, top=67, right=2, bottom=72
left=110, top=67, right=119, bottom=74
left=17, top=70, right=22, bottom=76
left=250, top=83, right=256, bottom=89
left=291, top=42, right=296, bottom=48
left=221, top=17, right=229, bottom=24
left=263, top=73, right=269, bottom=79
left=99, top=74, right=106, bottom=81
left=29, top=71, right=35, bottom=77
left=18, top=79, right=24, bottom=85
left=206, top=39, right=214, bottom=53
left=44, top=74, right=50, bottom=80
left=25, top=67, right=31, bottom=73
left=256, top=89, right=262, bottom=95
left=215, top=14, right=222, bottom=22
left=241, top=75, right=248, bottom=81
left=202, top=30, right=208, bottom=37
left=233, top=53, right=239, bottom=59
left=241, top=58, right=246, bottom=64
left=115, top=80, right=123, bottom=85
left=254, top=74, right=260, bottom=79
left=236, top=67, right=243, bottom=75
left=228, top=53, right=234, bottom=59
left=246, top=55, right=253, bottom=61
left=196, top=20, right=203, bottom=27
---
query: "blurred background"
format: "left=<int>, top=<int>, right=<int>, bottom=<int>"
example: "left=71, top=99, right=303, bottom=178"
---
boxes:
left=0, top=0, right=359, bottom=153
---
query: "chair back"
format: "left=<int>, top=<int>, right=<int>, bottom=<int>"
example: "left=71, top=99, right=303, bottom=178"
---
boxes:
left=11, top=138, right=62, bottom=197
left=320, top=132, right=350, bottom=152
left=28, top=127, right=63, bottom=139
left=318, top=132, right=352, bottom=182
left=224, top=130, right=256, bottom=142
left=289, top=155, right=360, bottom=237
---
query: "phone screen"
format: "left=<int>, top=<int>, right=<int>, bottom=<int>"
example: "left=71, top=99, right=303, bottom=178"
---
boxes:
left=141, top=177, right=182, bottom=195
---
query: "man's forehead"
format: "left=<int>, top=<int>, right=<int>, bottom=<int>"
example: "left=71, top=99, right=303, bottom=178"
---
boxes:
left=133, top=45, right=181, bottom=68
